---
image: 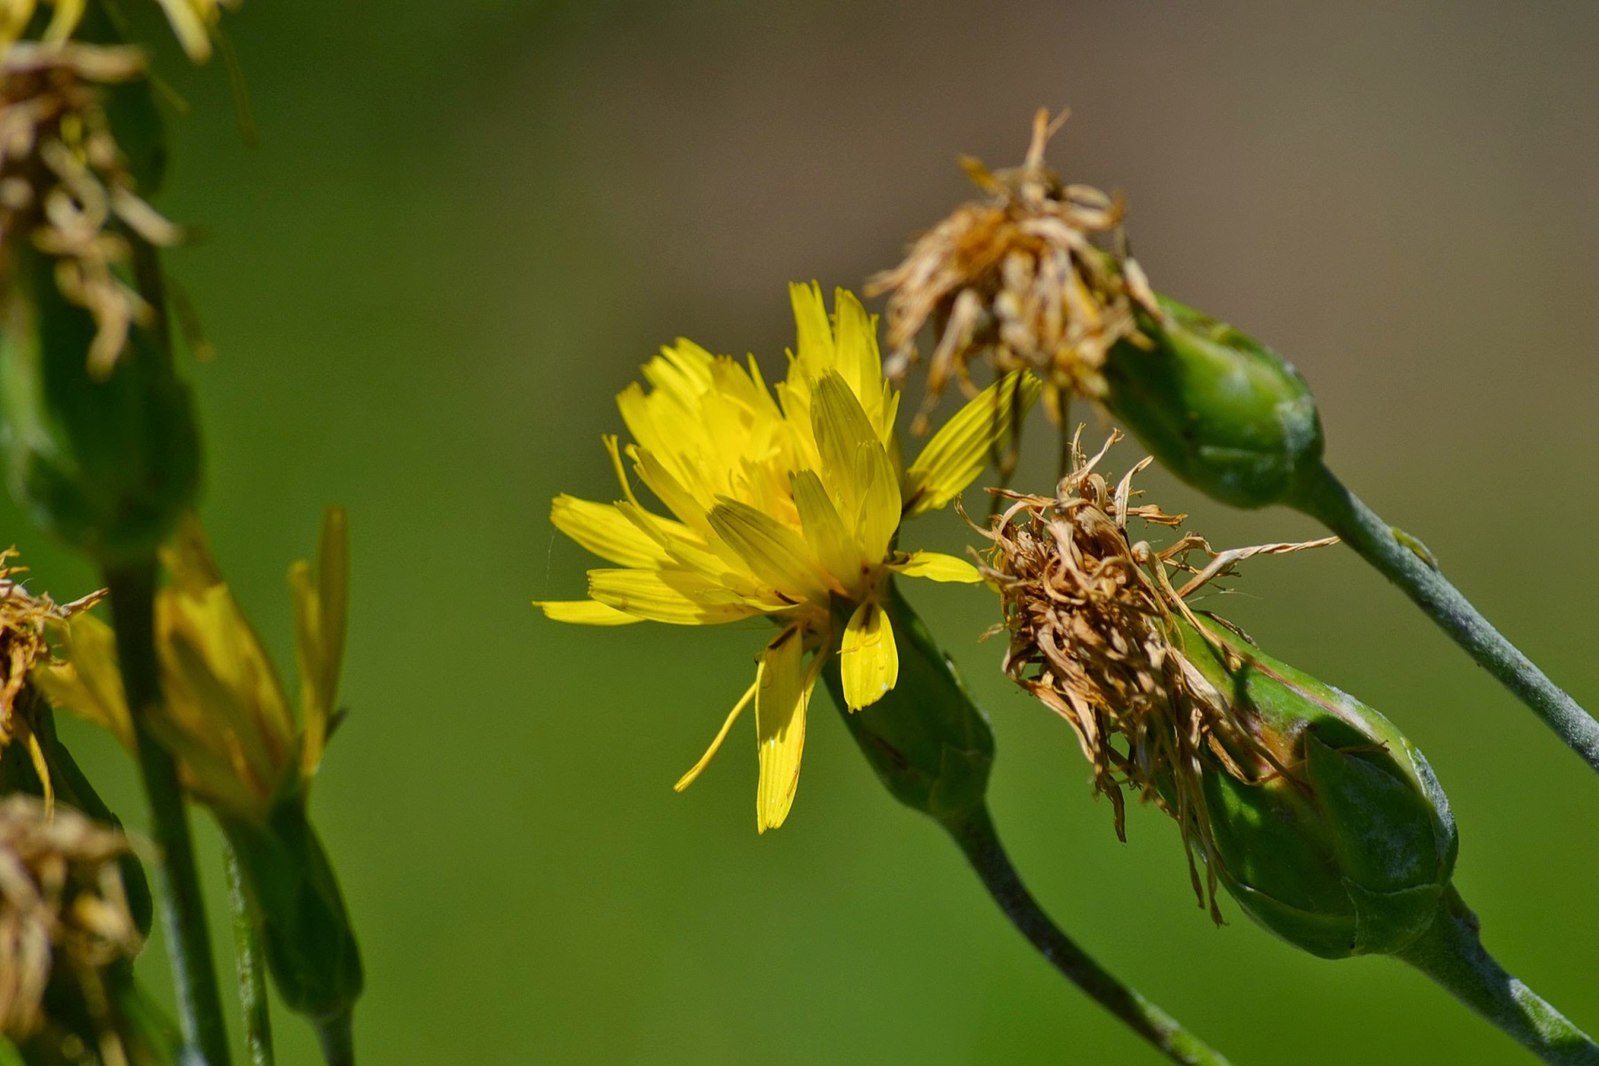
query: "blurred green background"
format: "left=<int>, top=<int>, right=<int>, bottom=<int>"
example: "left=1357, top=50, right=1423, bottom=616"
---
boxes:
left=7, top=1, right=1599, bottom=1062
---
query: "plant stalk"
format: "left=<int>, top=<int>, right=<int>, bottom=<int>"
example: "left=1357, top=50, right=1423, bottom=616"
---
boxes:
left=943, top=804, right=1231, bottom=1066
left=106, top=562, right=233, bottom=1066
left=225, top=843, right=275, bottom=1066
left=1293, top=463, right=1599, bottom=773
left=1396, top=890, right=1599, bottom=1064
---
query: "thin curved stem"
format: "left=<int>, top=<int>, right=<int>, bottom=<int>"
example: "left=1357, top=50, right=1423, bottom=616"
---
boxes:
left=943, top=804, right=1231, bottom=1066
left=106, top=563, right=233, bottom=1066
left=1396, top=890, right=1599, bottom=1064
left=1293, top=463, right=1599, bottom=773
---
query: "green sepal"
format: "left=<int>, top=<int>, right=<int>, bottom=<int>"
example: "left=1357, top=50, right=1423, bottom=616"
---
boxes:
left=1102, top=294, right=1323, bottom=509
left=823, top=581, right=993, bottom=827
left=0, top=244, right=201, bottom=566
left=1175, top=617, right=1457, bottom=958
left=218, top=798, right=363, bottom=1035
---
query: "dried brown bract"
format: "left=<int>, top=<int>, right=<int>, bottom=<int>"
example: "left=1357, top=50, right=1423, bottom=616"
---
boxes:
left=977, top=430, right=1333, bottom=917
left=869, top=109, right=1155, bottom=434
left=0, top=43, right=181, bottom=376
left=0, top=795, right=141, bottom=1046
left=0, top=549, right=104, bottom=803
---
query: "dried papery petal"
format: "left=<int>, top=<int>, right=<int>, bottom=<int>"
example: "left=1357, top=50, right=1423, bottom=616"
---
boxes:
left=0, top=43, right=179, bottom=376
left=0, top=795, right=140, bottom=1045
left=869, top=109, right=1151, bottom=435
left=980, top=430, right=1327, bottom=917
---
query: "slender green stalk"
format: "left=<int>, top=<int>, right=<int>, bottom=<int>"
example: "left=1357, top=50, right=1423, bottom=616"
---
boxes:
left=1293, top=463, right=1599, bottom=773
left=105, top=562, right=232, bottom=1066
left=1397, top=890, right=1599, bottom=1064
left=942, top=805, right=1231, bottom=1066
left=225, top=844, right=275, bottom=1066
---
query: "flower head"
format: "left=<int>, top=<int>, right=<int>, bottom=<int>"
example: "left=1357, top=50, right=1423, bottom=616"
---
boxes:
left=868, top=109, right=1155, bottom=431
left=1, top=0, right=239, bottom=62
left=981, top=431, right=1333, bottom=916
left=0, top=794, right=141, bottom=1045
left=35, top=508, right=348, bottom=824
left=539, top=282, right=1036, bottom=831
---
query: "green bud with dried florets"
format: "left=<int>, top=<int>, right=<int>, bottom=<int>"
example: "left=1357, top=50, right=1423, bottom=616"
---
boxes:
left=823, top=581, right=994, bottom=828
left=1101, top=295, right=1324, bottom=510
left=1174, top=616, right=1458, bottom=958
left=986, top=437, right=1455, bottom=959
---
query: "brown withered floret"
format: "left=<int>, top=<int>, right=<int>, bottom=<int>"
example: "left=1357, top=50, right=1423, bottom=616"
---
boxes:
left=0, top=795, right=141, bottom=1047
left=977, top=430, right=1333, bottom=918
left=0, top=550, right=104, bottom=804
left=869, top=109, right=1156, bottom=435
left=0, top=43, right=181, bottom=376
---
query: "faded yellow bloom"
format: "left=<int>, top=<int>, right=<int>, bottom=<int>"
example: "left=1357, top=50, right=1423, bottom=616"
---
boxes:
left=539, top=283, right=1036, bottom=831
left=35, top=509, right=347, bottom=823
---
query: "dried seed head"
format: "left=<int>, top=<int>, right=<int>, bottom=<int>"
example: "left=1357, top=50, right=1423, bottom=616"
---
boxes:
left=0, top=551, right=103, bottom=804
left=0, top=43, right=180, bottom=377
left=0, top=794, right=141, bottom=1043
left=869, top=109, right=1154, bottom=433
left=979, top=430, right=1330, bottom=917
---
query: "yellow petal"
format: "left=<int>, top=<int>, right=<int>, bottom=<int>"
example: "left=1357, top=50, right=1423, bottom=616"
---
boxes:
left=293, top=506, right=349, bottom=779
left=902, top=372, right=1041, bottom=517
left=829, top=288, right=887, bottom=434
left=788, top=281, right=835, bottom=380
left=840, top=597, right=898, bottom=710
left=535, top=599, right=644, bottom=625
left=33, top=614, right=134, bottom=751
left=811, top=371, right=878, bottom=512
left=588, top=569, right=761, bottom=625
left=790, top=470, right=856, bottom=587
left=707, top=498, right=829, bottom=605
left=755, top=626, right=813, bottom=832
left=674, top=678, right=757, bottom=791
left=154, top=0, right=214, bottom=61
left=552, top=495, right=672, bottom=568
left=853, top=441, right=902, bottom=564
left=890, top=550, right=982, bottom=583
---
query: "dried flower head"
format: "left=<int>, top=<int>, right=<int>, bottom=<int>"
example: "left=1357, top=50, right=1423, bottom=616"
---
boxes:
left=0, top=794, right=141, bottom=1045
left=0, top=550, right=102, bottom=805
left=0, top=42, right=181, bottom=376
left=1, top=0, right=239, bottom=63
left=979, top=430, right=1333, bottom=916
left=869, top=108, right=1156, bottom=433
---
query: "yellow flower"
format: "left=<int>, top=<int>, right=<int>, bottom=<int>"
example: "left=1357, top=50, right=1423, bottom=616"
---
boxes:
left=538, top=283, right=1036, bottom=831
left=34, top=508, right=347, bottom=823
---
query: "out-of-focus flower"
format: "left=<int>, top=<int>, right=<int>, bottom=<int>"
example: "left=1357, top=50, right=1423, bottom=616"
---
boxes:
left=35, top=509, right=345, bottom=823
left=0, top=794, right=141, bottom=1047
left=0, top=0, right=239, bottom=63
left=538, top=282, right=1036, bottom=831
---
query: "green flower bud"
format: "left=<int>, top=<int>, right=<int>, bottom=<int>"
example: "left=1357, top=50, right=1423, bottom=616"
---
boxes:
left=0, top=244, right=201, bottom=565
left=1102, top=295, right=1324, bottom=509
left=823, top=582, right=994, bottom=827
left=218, top=798, right=363, bottom=1055
left=1175, top=617, right=1458, bottom=958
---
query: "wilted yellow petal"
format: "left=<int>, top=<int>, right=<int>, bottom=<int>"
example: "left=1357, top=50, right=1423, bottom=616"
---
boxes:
left=535, top=600, right=643, bottom=625
left=33, top=614, right=133, bottom=751
left=674, top=678, right=757, bottom=792
left=551, top=495, right=672, bottom=568
left=903, top=372, right=1041, bottom=517
left=588, top=569, right=761, bottom=624
left=755, top=626, right=812, bottom=832
left=890, top=551, right=982, bottom=583
left=839, top=597, right=898, bottom=710
left=707, top=498, right=829, bottom=604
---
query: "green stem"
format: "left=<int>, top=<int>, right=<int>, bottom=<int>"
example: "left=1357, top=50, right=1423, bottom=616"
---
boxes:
left=106, top=562, right=233, bottom=1066
left=1294, top=463, right=1599, bottom=773
left=943, top=805, right=1231, bottom=1066
left=225, top=844, right=275, bottom=1066
left=1396, top=890, right=1599, bottom=1064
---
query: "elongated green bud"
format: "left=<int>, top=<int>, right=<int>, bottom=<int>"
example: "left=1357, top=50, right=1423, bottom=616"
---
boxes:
left=823, top=582, right=993, bottom=827
left=0, top=244, right=201, bottom=565
left=219, top=798, right=363, bottom=1055
left=1175, top=617, right=1458, bottom=958
left=1102, top=296, right=1323, bottom=509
